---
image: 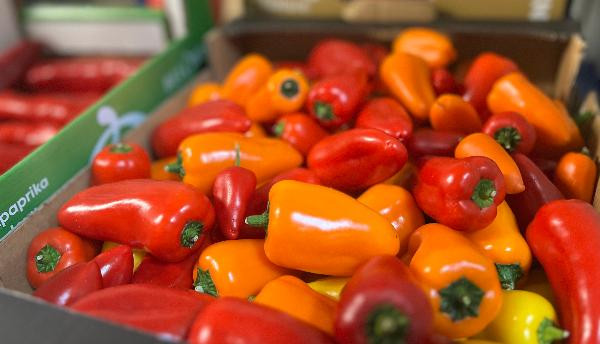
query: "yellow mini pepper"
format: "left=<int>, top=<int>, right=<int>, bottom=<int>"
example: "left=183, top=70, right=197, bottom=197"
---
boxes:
left=308, top=277, right=349, bottom=301
left=102, top=241, right=145, bottom=271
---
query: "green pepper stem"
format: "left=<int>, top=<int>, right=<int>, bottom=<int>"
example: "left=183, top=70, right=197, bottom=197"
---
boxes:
left=494, top=127, right=522, bottom=152
left=280, top=79, right=299, bottom=99
left=109, top=143, right=133, bottom=153
left=538, top=318, right=569, bottom=344
left=314, top=101, right=335, bottom=121
left=471, top=179, right=496, bottom=209
left=272, top=121, right=285, bottom=137
left=234, top=143, right=241, bottom=167
left=35, top=244, right=62, bottom=273
left=495, top=263, right=524, bottom=290
left=180, top=221, right=204, bottom=248
left=245, top=204, right=269, bottom=228
left=165, top=153, right=185, bottom=178
left=193, top=268, right=218, bottom=297
left=574, top=111, right=594, bottom=128
left=439, top=277, right=484, bottom=322
left=366, top=304, right=410, bottom=344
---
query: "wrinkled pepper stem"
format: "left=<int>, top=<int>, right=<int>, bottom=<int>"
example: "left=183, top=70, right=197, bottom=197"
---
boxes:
left=494, top=127, right=521, bottom=152
left=109, top=143, right=133, bottom=154
left=272, top=121, right=285, bottom=137
left=245, top=203, right=270, bottom=228
left=165, top=153, right=185, bottom=178
left=439, top=277, right=484, bottom=321
left=35, top=244, right=61, bottom=273
left=314, top=101, right=335, bottom=121
left=471, top=179, right=497, bottom=209
left=281, top=79, right=299, bottom=99
left=180, top=221, right=203, bottom=248
left=537, top=318, right=569, bottom=344
left=495, top=263, right=524, bottom=290
left=366, top=304, right=410, bottom=344
left=193, top=268, right=218, bottom=297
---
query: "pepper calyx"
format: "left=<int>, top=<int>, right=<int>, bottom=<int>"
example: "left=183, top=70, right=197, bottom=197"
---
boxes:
left=245, top=203, right=270, bottom=228
left=165, top=152, right=185, bottom=178
left=109, top=143, right=133, bottom=154
left=193, top=268, right=218, bottom=297
left=439, top=276, right=484, bottom=322
left=537, top=317, right=569, bottom=344
left=35, top=244, right=62, bottom=273
left=272, top=121, right=285, bottom=137
left=281, top=79, right=299, bottom=99
left=314, top=101, right=335, bottom=121
left=180, top=221, right=204, bottom=248
left=494, top=127, right=521, bottom=152
left=471, top=179, right=497, bottom=209
left=495, top=263, right=524, bottom=290
left=366, top=304, right=410, bottom=344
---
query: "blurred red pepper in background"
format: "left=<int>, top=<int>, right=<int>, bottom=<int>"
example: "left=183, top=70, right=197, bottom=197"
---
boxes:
left=407, top=129, right=462, bottom=158
left=273, top=113, right=328, bottom=156
left=0, top=41, right=43, bottom=90
left=0, top=122, right=60, bottom=146
left=308, top=39, right=376, bottom=79
left=355, top=97, right=413, bottom=143
left=431, top=68, right=461, bottom=96
left=0, top=91, right=95, bottom=124
left=0, top=143, right=35, bottom=174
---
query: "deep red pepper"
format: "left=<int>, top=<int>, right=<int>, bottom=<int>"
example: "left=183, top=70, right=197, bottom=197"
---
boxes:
left=431, top=68, right=462, bottom=96
left=26, top=227, right=98, bottom=289
left=0, top=91, right=92, bottom=124
left=0, top=121, right=60, bottom=146
left=532, top=157, right=557, bottom=180
left=0, top=143, right=34, bottom=174
left=506, top=153, right=564, bottom=231
left=91, top=142, right=151, bottom=185
left=92, top=245, right=133, bottom=288
left=71, top=284, right=213, bottom=342
left=151, top=100, right=251, bottom=158
left=482, top=111, right=536, bottom=154
left=272, top=112, right=328, bottom=156
left=33, top=261, right=102, bottom=306
left=414, top=156, right=506, bottom=232
left=307, top=73, right=368, bottom=130
left=355, top=97, right=413, bottom=143
left=335, top=255, right=433, bottom=344
left=58, top=179, right=215, bottom=262
left=307, top=128, right=408, bottom=192
left=24, top=57, right=143, bottom=93
left=360, top=43, right=389, bottom=94
left=526, top=199, right=600, bottom=344
left=0, top=40, right=43, bottom=90
left=308, top=39, right=376, bottom=79
left=132, top=250, right=203, bottom=289
left=187, top=297, right=335, bottom=344
left=407, top=129, right=462, bottom=158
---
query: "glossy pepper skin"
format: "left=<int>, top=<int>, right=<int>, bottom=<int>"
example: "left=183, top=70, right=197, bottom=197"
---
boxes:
left=132, top=250, right=202, bottom=289
left=307, top=73, right=368, bottom=129
left=407, top=224, right=503, bottom=339
left=308, top=277, right=349, bottom=301
left=308, top=39, right=376, bottom=79
left=526, top=200, right=600, bottom=344
left=506, top=153, right=564, bottom=230
left=246, top=68, right=309, bottom=123
left=393, top=28, right=457, bottom=69
left=151, top=99, right=251, bottom=158
left=431, top=68, right=461, bottom=95
left=358, top=184, right=424, bottom=255
left=0, top=91, right=93, bottom=124
left=187, top=82, right=223, bottom=106
left=380, top=52, right=435, bottom=122
left=71, top=284, right=214, bottom=342
left=58, top=179, right=215, bottom=262
left=26, top=227, right=97, bottom=289
left=246, top=180, right=399, bottom=276
left=91, top=142, right=151, bottom=185
left=482, top=111, right=536, bottom=154
left=222, top=54, right=273, bottom=106
left=0, top=121, right=60, bottom=146
left=414, top=156, right=506, bottom=232
left=192, top=239, right=290, bottom=298
left=335, top=255, right=433, bottom=344
left=307, top=128, right=408, bottom=192
left=255, top=275, right=337, bottom=334
left=479, top=290, right=568, bottom=344
left=355, top=97, right=413, bottom=143
left=465, top=202, right=532, bottom=290
left=407, top=129, right=462, bottom=158
left=272, top=113, right=328, bottom=156
left=430, top=94, right=482, bottom=134
left=187, top=297, right=335, bottom=344
left=170, top=132, right=302, bottom=194
left=92, top=245, right=133, bottom=288
left=33, top=261, right=102, bottom=306
left=553, top=151, right=597, bottom=203
left=456, top=133, right=525, bottom=194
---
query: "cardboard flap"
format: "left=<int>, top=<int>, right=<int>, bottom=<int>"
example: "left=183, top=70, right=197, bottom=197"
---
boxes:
left=554, top=34, right=585, bottom=101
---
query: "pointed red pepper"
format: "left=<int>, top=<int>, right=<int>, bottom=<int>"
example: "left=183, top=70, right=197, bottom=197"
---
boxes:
left=92, top=245, right=133, bottom=288
left=355, top=97, right=413, bottom=144
left=431, top=68, right=462, bottom=96
left=482, top=112, right=536, bottom=154
left=272, top=113, right=328, bottom=156
left=33, top=261, right=102, bottom=306
left=414, top=156, right=506, bottom=231
left=407, top=129, right=462, bottom=158
left=91, top=142, right=151, bottom=185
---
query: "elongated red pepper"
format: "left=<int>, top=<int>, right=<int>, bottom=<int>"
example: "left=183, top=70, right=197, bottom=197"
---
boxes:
left=307, top=73, right=368, bottom=129
left=308, top=39, right=376, bottom=79
left=91, top=142, right=151, bottom=185
left=151, top=100, right=251, bottom=158
left=0, top=121, right=60, bottom=146
left=0, top=143, right=34, bottom=174
left=25, top=57, right=142, bottom=93
left=308, top=129, right=408, bottom=192
left=33, top=261, right=102, bottom=306
left=272, top=113, right=328, bottom=156
left=187, top=297, right=335, bottom=344
left=532, top=157, right=557, bottom=180
left=414, top=156, right=506, bottom=231
left=506, top=153, right=563, bottom=230
left=526, top=199, right=600, bottom=344
left=431, top=68, right=461, bottom=96
left=0, top=40, right=42, bottom=89
left=58, top=180, right=215, bottom=262
left=407, top=129, right=462, bottom=158
left=355, top=97, right=413, bottom=143
left=71, top=284, right=214, bottom=342
left=92, top=245, right=133, bottom=288
left=482, top=112, right=536, bottom=154
left=0, top=91, right=92, bottom=124
left=335, top=255, right=433, bottom=344
left=132, top=250, right=202, bottom=289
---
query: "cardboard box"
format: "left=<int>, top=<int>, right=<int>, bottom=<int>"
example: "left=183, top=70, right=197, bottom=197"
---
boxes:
left=0, top=20, right=595, bottom=342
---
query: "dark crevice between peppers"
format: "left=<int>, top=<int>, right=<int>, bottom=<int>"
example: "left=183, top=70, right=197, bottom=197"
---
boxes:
left=537, top=318, right=570, bottom=344
left=180, top=221, right=204, bottom=248
left=495, top=263, right=523, bottom=290
left=494, top=127, right=521, bottom=152
left=366, top=304, right=410, bottom=344
left=35, top=244, right=61, bottom=273
left=193, top=268, right=218, bottom=297
left=439, top=277, right=484, bottom=322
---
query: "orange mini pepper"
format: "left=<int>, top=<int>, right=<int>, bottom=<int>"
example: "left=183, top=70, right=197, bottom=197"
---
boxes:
left=150, top=157, right=179, bottom=181
left=168, top=133, right=302, bottom=194
left=222, top=54, right=273, bottom=107
left=553, top=151, right=597, bottom=203
left=487, top=72, right=583, bottom=157
left=380, top=52, right=435, bottom=122
left=188, top=82, right=223, bottom=107
left=455, top=133, right=525, bottom=194
left=358, top=184, right=424, bottom=255
left=245, top=69, right=309, bottom=123
left=192, top=239, right=290, bottom=298
left=255, top=275, right=337, bottom=334
left=465, top=202, right=532, bottom=290
left=245, top=180, right=399, bottom=276
left=407, top=223, right=503, bottom=339
left=245, top=122, right=267, bottom=138
left=392, top=28, right=457, bottom=69
left=430, top=94, right=482, bottom=134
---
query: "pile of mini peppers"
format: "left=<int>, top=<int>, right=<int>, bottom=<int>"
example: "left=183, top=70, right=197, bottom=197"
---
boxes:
left=0, top=40, right=143, bottom=174
left=24, top=27, right=600, bottom=344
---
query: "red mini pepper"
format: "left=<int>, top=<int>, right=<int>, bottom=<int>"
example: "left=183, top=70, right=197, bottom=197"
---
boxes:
left=91, top=142, right=151, bottom=185
left=0, top=121, right=60, bottom=146
left=187, top=297, right=335, bottom=344
left=0, top=40, right=42, bottom=90
left=482, top=112, right=536, bottom=154
left=335, top=255, right=433, bottom=344
left=526, top=199, right=600, bottom=344
left=0, top=143, right=34, bottom=174
left=272, top=113, right=328, bottom=156
left=33, top=261, right=102, bottom=306
left=414, top=156, right=506, bottom=231
left=58, top=179, right=215, bottom=262
left=307, top=73, right=368, bottom=129
left=151, top=100, right=251, bottom=158
left=355, top=97, right=413, bottom=143
left=92, top=245, right=133, bottom=288
left=407, top=129, right=462, bottom=158
left=308, top=128, right=408, bottom=192
left=431, top=68, right=461, bottom=96
left=506, top=153, right=564, bottom=230
left=71, top=284, right=214, bottom=342
left=132, top=250, right=202, bottom=289
left=0, top=91, right=93, bottom=124
left=308, top=39, right=376, bottom=79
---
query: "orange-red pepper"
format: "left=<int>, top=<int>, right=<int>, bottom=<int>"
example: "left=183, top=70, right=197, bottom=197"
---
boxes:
left=430, top=94, right=482, bottom=134
left=222, top=54, right=273, bottom=107
left=392, top=28, right=457, bottom=69
left=187, top=82, right=223, bottom=107
left=553, top=151, right=597, bottom=203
